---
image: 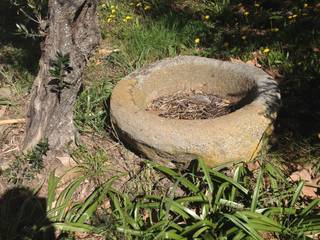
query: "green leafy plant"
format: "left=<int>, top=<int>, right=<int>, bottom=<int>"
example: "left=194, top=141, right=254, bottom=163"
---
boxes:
left=3, top=138, right=49, bottom=184
left=46, top=170, right=118, bottom=237
left=70, top=145, right=110, bottom=181
left=48, top=51, right=73, bottom=102
left=0, top=97, right=13, bottom=106
left=9, top=0, right=48, bottom=38
left=74, top=81, right=112, bottom=133
left=101, top=160, right=319, bottom=240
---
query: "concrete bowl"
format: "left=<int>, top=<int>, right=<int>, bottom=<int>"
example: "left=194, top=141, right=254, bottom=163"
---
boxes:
left=110, top=56, right=280, bottom=167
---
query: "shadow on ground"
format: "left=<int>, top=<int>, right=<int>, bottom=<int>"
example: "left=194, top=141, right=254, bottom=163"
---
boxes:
left=0, top=187, right=55, bottom=240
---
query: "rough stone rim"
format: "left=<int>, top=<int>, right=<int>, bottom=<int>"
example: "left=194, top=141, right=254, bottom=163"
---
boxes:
left=110, top=56, right=281, bottom=166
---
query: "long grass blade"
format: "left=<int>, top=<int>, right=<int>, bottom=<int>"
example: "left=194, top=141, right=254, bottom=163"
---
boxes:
left=53, top=222, right=96, bottom=232
left=224, top=214, right=262, bottom=240
left=209, top=169, right=249, bottom=194
left=251, top=167, right=263, bottom=212
left=198, top=159, right=214, bottom=193
left=290, top=181, right=304, bottom=208
left=47, top=171, right=60, bottom=211
left=149, top=161, right=199, bottom=193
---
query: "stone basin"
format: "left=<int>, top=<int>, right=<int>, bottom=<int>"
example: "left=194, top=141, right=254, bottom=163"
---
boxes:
left=110, top=56, right=281, bottom=167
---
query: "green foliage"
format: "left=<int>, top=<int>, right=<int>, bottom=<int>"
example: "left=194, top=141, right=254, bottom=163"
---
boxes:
left=9, top=0, right=48, bottom=38
left=70, top=145, right=110, bottom=181
left=0, top=45, right=37, bottom=93
left=100, top=160, right=319, bottom=240
left=0, top=97, right=13, bottom=106
left=117, top=19, right=200, bottom=68
left=3, top=138, right=49, bottom=184
left=48, top=51, right=73, bottom=102
left=46, top=171, right=119, bottom=237
left=74, top=81, right=113, bottom=133
left=100, top=1, right=203, bottom=69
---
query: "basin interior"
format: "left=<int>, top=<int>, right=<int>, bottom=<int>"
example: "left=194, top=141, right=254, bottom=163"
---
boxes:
left=132, top=62, right=258, bottom=111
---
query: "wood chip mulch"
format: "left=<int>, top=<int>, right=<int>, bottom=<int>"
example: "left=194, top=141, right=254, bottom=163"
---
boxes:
left=147, top=90, right=235, bottom=120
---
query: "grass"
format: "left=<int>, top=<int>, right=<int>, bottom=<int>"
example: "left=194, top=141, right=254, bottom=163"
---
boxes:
left=44, top=159, right=320, bottom=239
left=74, top=80, right=113, bottom=133
left=70, top=145, right=110, bottom=182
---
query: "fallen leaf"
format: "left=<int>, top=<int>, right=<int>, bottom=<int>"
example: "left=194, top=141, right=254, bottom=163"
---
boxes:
left=247, top=161, right=260, bottom=171
left=56, top=156, right=77, bottom=168
left=290, top=168, right=320, bottom=199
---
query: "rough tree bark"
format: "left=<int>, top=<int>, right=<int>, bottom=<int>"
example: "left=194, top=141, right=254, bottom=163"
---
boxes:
left=23, top=0, right=100, bottom=151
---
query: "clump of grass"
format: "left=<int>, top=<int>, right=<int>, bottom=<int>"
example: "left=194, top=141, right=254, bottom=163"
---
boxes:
left=0, top=63, right=35, bottom=95
left=70, top=145, right=110, bottom=182
left=99, top=159, right=319, bottom=240
left=47, top=171, right=118, bottom=238
left=74, top=81, right=113, bottom=133
left=37, top=159, right=319, bottom=240
left=3, top=139, right=49, bottom=184
left=101, top=1, right=204, bottom=69
left=117, top=18, right=199, bottom=68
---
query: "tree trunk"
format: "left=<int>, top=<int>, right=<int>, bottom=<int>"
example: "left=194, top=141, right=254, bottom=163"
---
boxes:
left=23, top=0, right=100, bottom=151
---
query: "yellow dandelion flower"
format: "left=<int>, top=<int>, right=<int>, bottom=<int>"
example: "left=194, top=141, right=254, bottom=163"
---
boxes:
left=110, top=14, right=115, bottom=18
left=144, top=5, right=151, bottom=10
left=288, top=15, right=293, bottom=19
left=111, top=9, right=116, bottom=13
left=292, top=14, right=298, bottom=18
left=254, top=3, right=260, bottom=7
left=111, top=5, right=115, bottom=9
left=194, top=38, right=200, bottom=44
left=123, top=15, right=133, bottom=22
left=107, top=18, right=112, bottom=23
left=204, top=15, right=210, bottom=20
left=304, top=3, right=308, bottom=8
left=271, top=27, right=279, bottom=32
left=101, top=3, right=106, bottom=8
left=244, top=11, right=249, bottom=16
left=263, top=48, right=270, bottom=54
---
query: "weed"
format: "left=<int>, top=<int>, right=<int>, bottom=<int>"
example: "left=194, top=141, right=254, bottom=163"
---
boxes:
left=3, top=138, right=49, bottom=184
left=47, top=171, right=119, bottom=237
left=70, top=145, right=110, bottom=182
left=74, top=81, right=113, bottom=133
